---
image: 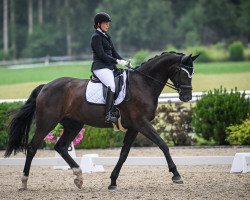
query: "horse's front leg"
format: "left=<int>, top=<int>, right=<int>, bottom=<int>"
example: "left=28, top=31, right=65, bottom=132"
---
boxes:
left=109, top=129, right=138, bottom=190
left=139, top=120, right=183, bottom=184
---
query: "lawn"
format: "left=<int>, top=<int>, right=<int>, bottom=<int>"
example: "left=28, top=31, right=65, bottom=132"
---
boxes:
left=0, top=61, right=249, bottom=99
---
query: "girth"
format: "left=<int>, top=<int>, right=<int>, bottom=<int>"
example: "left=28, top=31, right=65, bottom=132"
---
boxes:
left=90, top=69, right=125, bottom=100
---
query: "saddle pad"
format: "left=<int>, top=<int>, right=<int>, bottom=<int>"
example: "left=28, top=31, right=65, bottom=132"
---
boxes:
left=86, top=71, right=127, bottom=105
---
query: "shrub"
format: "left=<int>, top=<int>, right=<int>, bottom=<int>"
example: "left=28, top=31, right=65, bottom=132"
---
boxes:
left=192, top=46, right=210, bottom=62
left=192, top=87, right=250, bottom=145
left=228, top=41, right=244, bottom=61
left=152, top=103, right=194, bottom=146
left=166, top=44, right=178, bottom=52
left=133, top=49, right=149, bottom=66
left=75, top=125, right=125, bottom=149
left=226, top=116, right=250, bottom=145
left=0, top=102, right=24, bottom=149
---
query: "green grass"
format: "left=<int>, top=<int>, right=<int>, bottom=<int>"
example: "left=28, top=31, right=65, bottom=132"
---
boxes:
left=0, top=64, right=92, bottom=85
left=0, top=61, right=250, bottom=99
left=0, top=61, right=250, bottom=85
left=195, top=61, right=250, bottom=74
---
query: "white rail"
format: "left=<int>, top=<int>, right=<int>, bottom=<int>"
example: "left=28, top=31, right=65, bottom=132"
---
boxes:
left=0, top=156, right=234, bottom=166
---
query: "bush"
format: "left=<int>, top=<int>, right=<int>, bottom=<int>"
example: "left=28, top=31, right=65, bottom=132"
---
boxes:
left=226, top=116, right=250, bottom=145
left=228, top=41, right=244, bottom=61
left=0, top=102, right=24, bottom=149
left=192, top=87, right=250, bottom=145
left=166, top=44, right=178, bottom=52
left=133, top=49, right=149, bottom=66
left=152, top=103, right=194, bottom=146
left=192, top=46, right=210, bottom=62
left=75, top=125, right=125, bottom=149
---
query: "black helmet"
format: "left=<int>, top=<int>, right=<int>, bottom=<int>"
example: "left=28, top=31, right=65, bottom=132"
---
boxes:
left=94, top=12, right=112, bottom=24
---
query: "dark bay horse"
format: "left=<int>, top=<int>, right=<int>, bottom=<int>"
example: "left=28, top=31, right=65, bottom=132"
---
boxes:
left=5, top=52, right=199, bottom=190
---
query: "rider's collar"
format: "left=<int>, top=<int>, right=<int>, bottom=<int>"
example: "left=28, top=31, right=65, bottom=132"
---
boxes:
left=97, top=28, right=108, bottom=38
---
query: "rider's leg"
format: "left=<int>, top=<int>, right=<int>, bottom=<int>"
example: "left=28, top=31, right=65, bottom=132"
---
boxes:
left=93, top=68, right=118, bottom=124
left=93, top=68, right=115, bottom=92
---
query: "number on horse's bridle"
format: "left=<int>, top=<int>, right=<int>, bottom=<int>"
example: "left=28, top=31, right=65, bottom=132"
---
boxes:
left=126, top=55, right=193, bottom=93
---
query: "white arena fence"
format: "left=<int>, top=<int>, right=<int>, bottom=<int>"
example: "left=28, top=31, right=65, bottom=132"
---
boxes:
left=1, top=91, right=250, bottom=104
left=0, top=153, right=250, bottom=173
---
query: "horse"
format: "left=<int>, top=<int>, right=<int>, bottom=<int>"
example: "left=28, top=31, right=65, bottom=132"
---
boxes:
left=5, top=52, right=199, bottom=190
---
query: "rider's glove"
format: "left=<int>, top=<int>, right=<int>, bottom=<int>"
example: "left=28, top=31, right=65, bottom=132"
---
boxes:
left=116, top=59, right=129, bottom=67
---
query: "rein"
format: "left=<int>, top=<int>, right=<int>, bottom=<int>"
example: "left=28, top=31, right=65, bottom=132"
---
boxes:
left=127, top=55, right=192, bottom=93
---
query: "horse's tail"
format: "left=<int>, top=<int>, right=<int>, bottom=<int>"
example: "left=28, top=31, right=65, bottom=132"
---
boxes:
left=4, top=84, right=45, bottom=158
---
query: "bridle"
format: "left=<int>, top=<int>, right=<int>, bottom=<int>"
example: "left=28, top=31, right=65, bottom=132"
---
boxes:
left=127, top=55, right=193, bottom=93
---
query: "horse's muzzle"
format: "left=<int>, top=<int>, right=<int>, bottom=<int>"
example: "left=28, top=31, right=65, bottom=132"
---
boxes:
left=179, top=93, right=192, bottom=102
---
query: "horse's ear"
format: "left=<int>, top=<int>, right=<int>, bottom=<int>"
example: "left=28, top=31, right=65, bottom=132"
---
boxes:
left=192, top=54, right=200, bottom=61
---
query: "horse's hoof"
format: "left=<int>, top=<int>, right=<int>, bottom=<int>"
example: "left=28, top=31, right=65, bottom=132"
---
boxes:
left=108, top=185, right=118, bottom=190
left=172, top=176, right=184, bottom=184
left=74, top=178, right=83, bottom=189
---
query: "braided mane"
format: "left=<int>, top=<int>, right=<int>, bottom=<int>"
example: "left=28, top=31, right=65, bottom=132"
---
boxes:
left=135, top=51, right=184, bottom=69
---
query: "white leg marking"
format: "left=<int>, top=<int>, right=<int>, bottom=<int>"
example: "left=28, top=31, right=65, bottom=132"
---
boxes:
left=72, top=167, right=83, bottom=189
left=19, top=175, right=28, bottom=190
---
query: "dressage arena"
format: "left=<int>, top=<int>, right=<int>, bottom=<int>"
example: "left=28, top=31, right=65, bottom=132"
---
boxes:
left=1, top=146, right=250, bottom=200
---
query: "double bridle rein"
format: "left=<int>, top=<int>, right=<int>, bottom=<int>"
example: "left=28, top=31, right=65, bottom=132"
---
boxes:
left=127, top=55, right=193, bottom=93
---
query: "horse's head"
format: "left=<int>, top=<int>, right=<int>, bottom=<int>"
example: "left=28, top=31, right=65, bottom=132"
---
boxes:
left=170, top=54, right=199, bottom=102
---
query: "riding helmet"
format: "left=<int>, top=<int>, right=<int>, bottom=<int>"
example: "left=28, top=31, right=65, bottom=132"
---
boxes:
left=94, top=12, right=112, bottom=24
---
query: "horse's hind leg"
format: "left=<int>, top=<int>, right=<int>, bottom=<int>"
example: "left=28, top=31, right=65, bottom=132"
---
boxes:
left=21, top=117, right=58, bottom=190
left=138, top=121, right=183, bottom=184
left=54, top=118, right=83, bottom=189
left=109, top=128, right=138, bottom=190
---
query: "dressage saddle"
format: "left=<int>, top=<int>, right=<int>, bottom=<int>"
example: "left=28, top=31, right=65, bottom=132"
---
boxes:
left=90, top=68, right=125, bottom=100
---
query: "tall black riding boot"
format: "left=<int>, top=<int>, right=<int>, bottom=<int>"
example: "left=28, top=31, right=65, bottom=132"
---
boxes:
left=105, top=87, right=119, bottom=125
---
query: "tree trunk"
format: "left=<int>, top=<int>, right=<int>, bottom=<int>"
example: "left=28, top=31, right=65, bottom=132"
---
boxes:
left=3, top=0, right=8, bottom=53
left=66, top=17, right=72, bottom=56
left=64, top=0, right=71, bottom=56
left=10, top=0, right=16, bottom=59
left=28, top=0, right=33, bottom=34
left=56, top=0, right=61, bottom=25
left=38, top=0, right=43, bottom=24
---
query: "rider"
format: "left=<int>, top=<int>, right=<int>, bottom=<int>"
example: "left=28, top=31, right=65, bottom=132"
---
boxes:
left=91, top=12, right=130, bottom=125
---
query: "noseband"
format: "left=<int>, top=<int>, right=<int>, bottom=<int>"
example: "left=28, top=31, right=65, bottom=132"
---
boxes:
left=129, top=55, right=193, bottom=93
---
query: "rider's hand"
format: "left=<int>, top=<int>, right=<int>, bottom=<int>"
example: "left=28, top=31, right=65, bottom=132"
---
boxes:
left=128, top=62, right=134, bottom=68
left=116, top=59, right=129, bottom=67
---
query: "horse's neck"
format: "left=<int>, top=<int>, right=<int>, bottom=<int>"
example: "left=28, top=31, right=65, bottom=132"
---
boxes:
left=137, top=55, right=178, bottom=97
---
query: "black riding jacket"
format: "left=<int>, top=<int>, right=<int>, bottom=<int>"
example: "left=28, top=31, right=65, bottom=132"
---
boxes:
left=91, top=30, right=122, bottom=72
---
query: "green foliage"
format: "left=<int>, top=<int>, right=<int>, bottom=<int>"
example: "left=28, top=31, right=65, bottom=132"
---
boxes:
left=133, top=49, right=149, bottom=66
left=188, top=46, right=210, bottom=62
left=75, top=125, right=125, bottom=149
left=0, top=102, right=24, bottom=149
left=228, top=41, right=244, bottom=61
left=22, top=24, right=66, bottom=58
left=152, top=103, right=194, bottom=146
left=192, top=87, right=250, bottom=145
left=226, top=116, right=250, bottom=145
left=0, top=50, right=11, bottom=60
left=1, top=0, right=250, bottom=58
left=166, top=44, right=178, bottom=52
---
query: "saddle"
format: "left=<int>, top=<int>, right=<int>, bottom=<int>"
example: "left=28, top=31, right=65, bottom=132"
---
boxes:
left=90, top=68, right=125, bottom=100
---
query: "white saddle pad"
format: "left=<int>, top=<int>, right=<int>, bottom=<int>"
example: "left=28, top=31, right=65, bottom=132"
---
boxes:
left=86, top=71, right=127, bottom=105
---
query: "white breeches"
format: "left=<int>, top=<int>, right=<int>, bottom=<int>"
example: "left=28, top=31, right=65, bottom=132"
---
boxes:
left=93, top=68, right=115, bottom=93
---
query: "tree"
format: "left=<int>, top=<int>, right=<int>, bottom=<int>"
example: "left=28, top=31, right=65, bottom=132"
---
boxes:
left=28, top=0, right=33, bottom=34
left=97, top=0, right=174, bottom=51
left=237, top=0, right=250, bottom=41
left=3, top=0, right=8, bottom=53
left=38, top=0, right=43, bottom=24
left=10, top=0, right=16, bottom=59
